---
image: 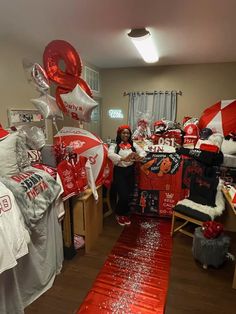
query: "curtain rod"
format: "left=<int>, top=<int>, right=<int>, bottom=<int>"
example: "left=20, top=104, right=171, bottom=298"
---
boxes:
left=123, top=90, right=182, bottom=96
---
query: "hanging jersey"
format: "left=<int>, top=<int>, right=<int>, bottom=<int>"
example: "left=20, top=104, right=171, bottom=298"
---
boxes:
left=0, top=182, right=29, bottom=274
left=75, top=156, right=88, bottom=193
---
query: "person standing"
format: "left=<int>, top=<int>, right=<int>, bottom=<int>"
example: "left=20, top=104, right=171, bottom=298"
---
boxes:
left=108, top=125, right=146, bottom=226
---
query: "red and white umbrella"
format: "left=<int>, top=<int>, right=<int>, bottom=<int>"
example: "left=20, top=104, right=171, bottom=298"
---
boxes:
left=199, top=99, right=236, bottom=136
left=54, top=127, right=108, bottom=186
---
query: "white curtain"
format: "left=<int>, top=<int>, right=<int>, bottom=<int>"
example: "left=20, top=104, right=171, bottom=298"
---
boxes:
left=128, top=91, right=177, bottom=131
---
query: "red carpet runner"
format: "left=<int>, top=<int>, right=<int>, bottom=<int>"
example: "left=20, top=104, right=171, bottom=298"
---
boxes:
left=77, top=216, right=172, bottom=313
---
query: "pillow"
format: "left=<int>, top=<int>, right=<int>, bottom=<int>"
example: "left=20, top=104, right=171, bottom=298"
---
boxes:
left=0, top=124, right=9, bottom=140
left=0, top=133, right=19, bottom=177
left=221, top=138, right=236, bottom=155
left=189, top=174, right=219, bottom=207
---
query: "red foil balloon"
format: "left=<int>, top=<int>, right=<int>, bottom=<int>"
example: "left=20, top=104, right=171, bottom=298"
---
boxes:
left=43, top=40, right=82, bottom=89
left=77, top=77, right=93, bottom=98
left=43, top=40, right=93, bottom=121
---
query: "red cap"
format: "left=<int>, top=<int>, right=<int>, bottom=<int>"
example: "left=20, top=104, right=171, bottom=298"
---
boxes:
left=0, top=124, right=9, bottom=140
left=117, top=125, right=131, bottom=133
left=154, top=120, right=165, bottom=127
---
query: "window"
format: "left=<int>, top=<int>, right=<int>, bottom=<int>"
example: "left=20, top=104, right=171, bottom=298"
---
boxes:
left=84, top=66, right=100, bottom=93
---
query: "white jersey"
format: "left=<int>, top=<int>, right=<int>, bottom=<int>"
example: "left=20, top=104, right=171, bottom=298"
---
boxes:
left=0, top=182, right=30, bottom=274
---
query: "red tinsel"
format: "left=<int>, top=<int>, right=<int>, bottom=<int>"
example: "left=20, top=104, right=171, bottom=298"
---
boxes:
left=202, top=221, right=224, bottom=239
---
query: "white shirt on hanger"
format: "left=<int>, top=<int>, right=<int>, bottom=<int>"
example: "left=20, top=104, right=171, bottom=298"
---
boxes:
left=0, top=182, right=30, bottom=274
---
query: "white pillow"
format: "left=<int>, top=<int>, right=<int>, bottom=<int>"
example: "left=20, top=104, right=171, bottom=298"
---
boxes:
left=0, top=133, right=19, bottom=177
left=221, top=139, right=236, bottom=155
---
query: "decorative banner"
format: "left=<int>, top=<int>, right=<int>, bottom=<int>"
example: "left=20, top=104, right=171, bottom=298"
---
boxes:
left=77, top=216, right=172, bottom=314
left=138, top=153, right=183, bottom=195
left=144, top=144, right=176, bottom=153
left=136, top=189, right=181, bottom=217
left=159, top=190, right=181, bottom=216
left=140, top=152, right=181, bottom=177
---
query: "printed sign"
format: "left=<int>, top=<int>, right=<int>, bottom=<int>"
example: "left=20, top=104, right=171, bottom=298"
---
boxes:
left=140, top=152, right=181, bottom=176
left=144, top=144, right=176, bottom=153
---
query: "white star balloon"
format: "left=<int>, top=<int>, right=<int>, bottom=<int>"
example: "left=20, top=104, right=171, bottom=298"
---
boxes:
left=60, top=84, right=98, bottom=122
left=31, top=94, right=63, bottom=120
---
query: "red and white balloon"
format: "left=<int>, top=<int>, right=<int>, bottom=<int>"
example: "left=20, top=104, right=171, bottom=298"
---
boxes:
left=43, top=40, right=94, bottom=122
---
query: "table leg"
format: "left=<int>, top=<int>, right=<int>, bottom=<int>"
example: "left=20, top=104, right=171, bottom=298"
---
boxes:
left=62, top=198, right=77, bottom=259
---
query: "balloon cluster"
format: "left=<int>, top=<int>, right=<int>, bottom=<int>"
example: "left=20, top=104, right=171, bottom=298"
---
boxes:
left=202, top=221, right=223, bottom=239
left=43, top=40, right=97, bottom=122
left=23, top=40, right=97, bottom=123
left=22, top=58, right=63, bottom=120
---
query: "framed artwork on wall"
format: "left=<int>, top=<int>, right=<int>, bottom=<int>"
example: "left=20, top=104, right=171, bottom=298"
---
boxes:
left=8, top=109, right=48, bottom=139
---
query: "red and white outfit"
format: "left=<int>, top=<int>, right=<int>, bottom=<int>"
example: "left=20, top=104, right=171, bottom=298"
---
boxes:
left=108, top=142, right=146, bottom=219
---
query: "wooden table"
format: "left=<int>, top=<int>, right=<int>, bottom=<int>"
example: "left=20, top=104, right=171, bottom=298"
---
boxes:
left=73, top=186, right=103, bottom=253
left=221, top=188, right=236, bottom=232
left=63, top=186, right=103, bottom=257
left=221, top=188, right=236, bottom=289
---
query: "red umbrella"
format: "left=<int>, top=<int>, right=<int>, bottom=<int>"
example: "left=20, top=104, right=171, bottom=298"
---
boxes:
left=199, top=99, right=236, bottom=136
left=54, top=127, right=108, bottom=186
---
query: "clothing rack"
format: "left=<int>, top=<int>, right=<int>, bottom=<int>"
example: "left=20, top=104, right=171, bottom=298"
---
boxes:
left=123, top=90, right=182, bottom=96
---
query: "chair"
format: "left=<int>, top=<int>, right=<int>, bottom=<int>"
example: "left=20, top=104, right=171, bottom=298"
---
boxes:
left=171, top=178, right=225, bottom=237
left=171, top=205, right=210, bottom=237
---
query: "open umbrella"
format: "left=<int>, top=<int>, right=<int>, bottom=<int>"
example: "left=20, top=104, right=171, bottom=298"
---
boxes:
left=199, top=99, right=236, bottom=136
left=54, top=127, right=108, bottom=186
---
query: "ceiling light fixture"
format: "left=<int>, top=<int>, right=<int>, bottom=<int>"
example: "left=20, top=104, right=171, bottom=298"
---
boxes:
left=128, top=28, right=159, bottom=63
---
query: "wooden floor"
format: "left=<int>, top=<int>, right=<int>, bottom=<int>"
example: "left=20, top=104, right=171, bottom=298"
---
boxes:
left=25, top=215, right=236, bottom=314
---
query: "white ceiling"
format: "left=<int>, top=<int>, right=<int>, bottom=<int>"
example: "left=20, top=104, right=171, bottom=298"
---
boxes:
left=1, top=0, right=236, bottom=68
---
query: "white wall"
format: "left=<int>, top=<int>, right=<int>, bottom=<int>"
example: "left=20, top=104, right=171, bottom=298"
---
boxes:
left=0, top=39, right=55, bottom=142
left=101, top=63, right=236, bottom=140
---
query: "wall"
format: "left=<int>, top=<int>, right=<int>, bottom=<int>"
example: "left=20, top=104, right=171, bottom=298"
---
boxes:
left=0, top=39, right=53, bottom=142
left=101, top=62, right=236, bottom=140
